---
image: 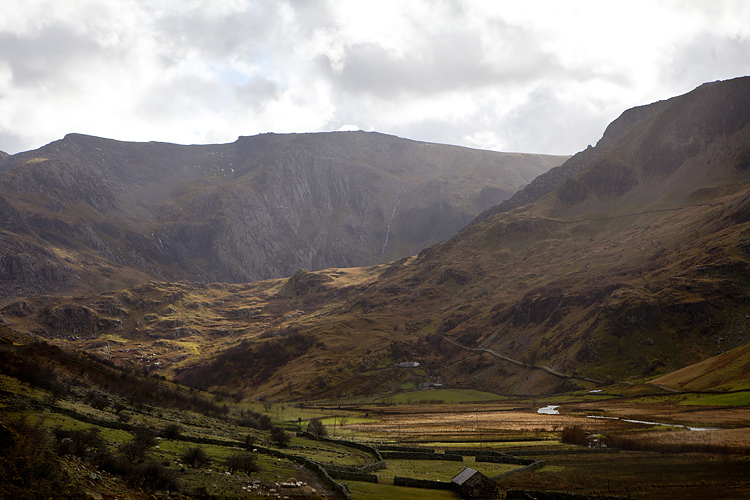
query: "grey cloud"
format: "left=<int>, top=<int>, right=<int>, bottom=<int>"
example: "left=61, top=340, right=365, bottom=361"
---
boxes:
left=365, top=86, right=612, bottom=156
left=662, top=33, right=750, bottom=91
left=154, top=3, right=286, bottom=62
left=0, top=24, right=105, bottom=86
left=135, top=74, right=224, bottom=120
left=318, top=21, right=562, bottom=99
left=0, top=130, right=25, bottom=156
left=233, top=76, right=281, bottom=110
left=496, top=87, right=611, bottom=155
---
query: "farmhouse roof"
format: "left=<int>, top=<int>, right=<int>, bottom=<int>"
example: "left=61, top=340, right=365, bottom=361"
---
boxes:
left=395, top=361, right=420, bottom=368
left=451, top=467, right=478, bottom=486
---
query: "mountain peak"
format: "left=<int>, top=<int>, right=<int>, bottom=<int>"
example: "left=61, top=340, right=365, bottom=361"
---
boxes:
left=0, top=131, right=566, bottom=295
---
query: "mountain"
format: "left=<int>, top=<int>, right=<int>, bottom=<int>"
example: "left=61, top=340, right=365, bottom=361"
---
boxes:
left=0, top=132, right=565, bottom=295
left=2, top=77, right=750, bottom=400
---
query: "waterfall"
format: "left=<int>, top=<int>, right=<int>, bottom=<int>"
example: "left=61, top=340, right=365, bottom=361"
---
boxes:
left=379, top=186, right=407, bottom=258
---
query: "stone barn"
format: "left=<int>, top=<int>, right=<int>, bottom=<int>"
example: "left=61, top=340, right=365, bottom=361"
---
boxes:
left=451, top=467, right=499, bottom=499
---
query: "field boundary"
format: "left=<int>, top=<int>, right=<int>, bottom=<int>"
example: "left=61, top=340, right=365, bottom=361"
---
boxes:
left=393, top=476, right=454, bottom=490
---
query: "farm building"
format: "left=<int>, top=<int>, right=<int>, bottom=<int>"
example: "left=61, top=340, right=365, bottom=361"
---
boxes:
left=395, top=361, right=420, bottom=368
left=451, top=467, right=499, bottom=499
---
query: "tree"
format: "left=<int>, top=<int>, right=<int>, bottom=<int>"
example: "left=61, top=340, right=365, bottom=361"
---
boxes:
left=120, top=426, right=157, bottom=462
left=181, top=446, right=210, bottom=468
left=307, top=417, right=327, bottom=438
left=270, top=426, right=289, bottom=447
left=1, top=418, right=85, bottom=499
left=225, top=451, right=259, bottom=474
left=161, top=423, right=182, bottom=440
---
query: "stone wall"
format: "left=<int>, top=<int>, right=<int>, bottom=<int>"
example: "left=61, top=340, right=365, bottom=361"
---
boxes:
left=507, top=489, right=629, bottom=500
left=393, top=476, right=454, bottom=490
left=380, top=451, right=463, bottom=461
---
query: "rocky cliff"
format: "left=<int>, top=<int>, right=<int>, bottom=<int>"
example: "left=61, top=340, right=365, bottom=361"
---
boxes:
left=0, top=131, right=566, bottom=294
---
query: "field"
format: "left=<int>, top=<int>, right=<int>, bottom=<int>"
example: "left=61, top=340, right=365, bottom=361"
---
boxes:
left=3, top=340, right=750, bottom=500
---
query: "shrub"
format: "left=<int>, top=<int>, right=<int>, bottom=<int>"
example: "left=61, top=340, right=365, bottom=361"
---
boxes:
left=88, top=392, right=110, bottom=411
left=139, top=460, right=181, bottom=492
left=0, top=418, right=83, bottom=499
left=161, top=423, right=182, bottom=440
left=120, top=427, right=157, bottom=462
left=53, top=427, right=108, bottom=460
left=225, top=451, right=260, bottom=474
left=97, top=453, right=180, bottom=492
left=182, top=446, right=210, bottom=468
left=561, top=425, right=589, bottom=446
left=270, top=426, right=290, bottom=447
left=237, top=413, right=273, bottom=430
left=307, top=417, right=327, bottom=438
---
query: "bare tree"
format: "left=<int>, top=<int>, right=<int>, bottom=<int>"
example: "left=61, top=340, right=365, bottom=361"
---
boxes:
left=307, top=417, right=327, bottom=438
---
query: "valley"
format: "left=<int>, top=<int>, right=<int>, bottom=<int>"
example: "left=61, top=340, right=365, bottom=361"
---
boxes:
left=2, top=336, right=749, bottom=499
left=2, top=76, right=750, bottom=498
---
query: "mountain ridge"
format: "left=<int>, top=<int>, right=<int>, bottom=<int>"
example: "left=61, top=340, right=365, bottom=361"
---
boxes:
left=0, top=131, right=566, bottom=295
left=2, top=77, right=750, bottom=400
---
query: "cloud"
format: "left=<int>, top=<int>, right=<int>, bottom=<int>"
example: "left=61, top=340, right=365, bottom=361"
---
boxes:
left=661, top=33, right=750, bottom=91
left=0, top=0, right=749, bottom=156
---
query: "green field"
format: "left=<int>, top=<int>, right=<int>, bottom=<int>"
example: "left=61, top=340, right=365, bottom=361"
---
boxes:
left=347, top=480, right=458, bottom=500
left=375, top=458, right=519, bottom=483
left=375, top=388, right=505, bottom=404
left=675, top=391, right=750, bottom=406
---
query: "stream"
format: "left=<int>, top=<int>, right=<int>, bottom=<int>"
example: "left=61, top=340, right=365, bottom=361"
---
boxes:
left=536, top=406, right=718, bottom=430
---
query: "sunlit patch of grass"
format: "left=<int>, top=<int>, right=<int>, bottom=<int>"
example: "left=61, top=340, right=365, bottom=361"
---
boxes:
left=0, top=374, right=52, bottom=400
left=347, top=480, right=458, bottom=500
left=675, top=391, right=750, bottom=406
left=375, top=458, right=519, bottom=484
left=375, top=388, right=504, bottom=404
left=318, top=416, right=378, bottom=425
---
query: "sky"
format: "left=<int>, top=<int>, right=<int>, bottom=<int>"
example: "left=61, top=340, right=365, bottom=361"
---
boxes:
left=1, top=0, right=749, bottom=157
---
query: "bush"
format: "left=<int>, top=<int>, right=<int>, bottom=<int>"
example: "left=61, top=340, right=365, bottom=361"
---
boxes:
left=120, top=427, right=157, bottom=462
left=561, top=425, right=589, bottom=446
left=161, top=423, right=182, bottom=440
left=182, top=446, right=210, bottom=468
left=237, top=413, right=273, bottom=430
left=139, top=460, right=181, bottom=492
left=53, top=427, right=108, bottom=460
left=97, top=452, right=180, bottom=492
left=307, top=417, right=327, bottom=438
left=225, top=451, right=260, bottom=474
left=270, top=426, right=290, bottom=447
left=88, top=391, right=110, bottom=411
left=0, top=418, right=84, bottom=499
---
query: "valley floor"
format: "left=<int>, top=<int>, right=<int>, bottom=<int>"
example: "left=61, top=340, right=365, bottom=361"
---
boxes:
left=2, top=341, right=750, bottom=500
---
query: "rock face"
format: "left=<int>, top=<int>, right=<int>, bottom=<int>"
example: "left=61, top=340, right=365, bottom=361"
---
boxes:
left=0, top=131, right=566, bottom=294
left=477, top=77, right=750, bottom=221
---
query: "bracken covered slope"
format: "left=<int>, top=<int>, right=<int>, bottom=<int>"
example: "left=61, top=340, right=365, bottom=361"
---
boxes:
left=0, top=131, right=565, bottom=295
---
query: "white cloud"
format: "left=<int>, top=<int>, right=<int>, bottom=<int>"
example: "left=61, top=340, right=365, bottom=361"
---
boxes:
left=0, top=0, right=749, bottom=155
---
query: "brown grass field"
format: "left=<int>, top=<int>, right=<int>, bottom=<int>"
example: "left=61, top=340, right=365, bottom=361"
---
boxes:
left=348, top=396, right=750, bottom=446
left=339, top=396, right=750, bottom=499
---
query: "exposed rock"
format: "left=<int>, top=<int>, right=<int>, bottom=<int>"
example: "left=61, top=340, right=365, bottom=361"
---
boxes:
left=278, top=269, right=334, bottom=298
left=0, top=131, right=566, bottom=294
left=1, top=300, right=36, bottom=317
left=39, top=304, right=100, bottom=335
